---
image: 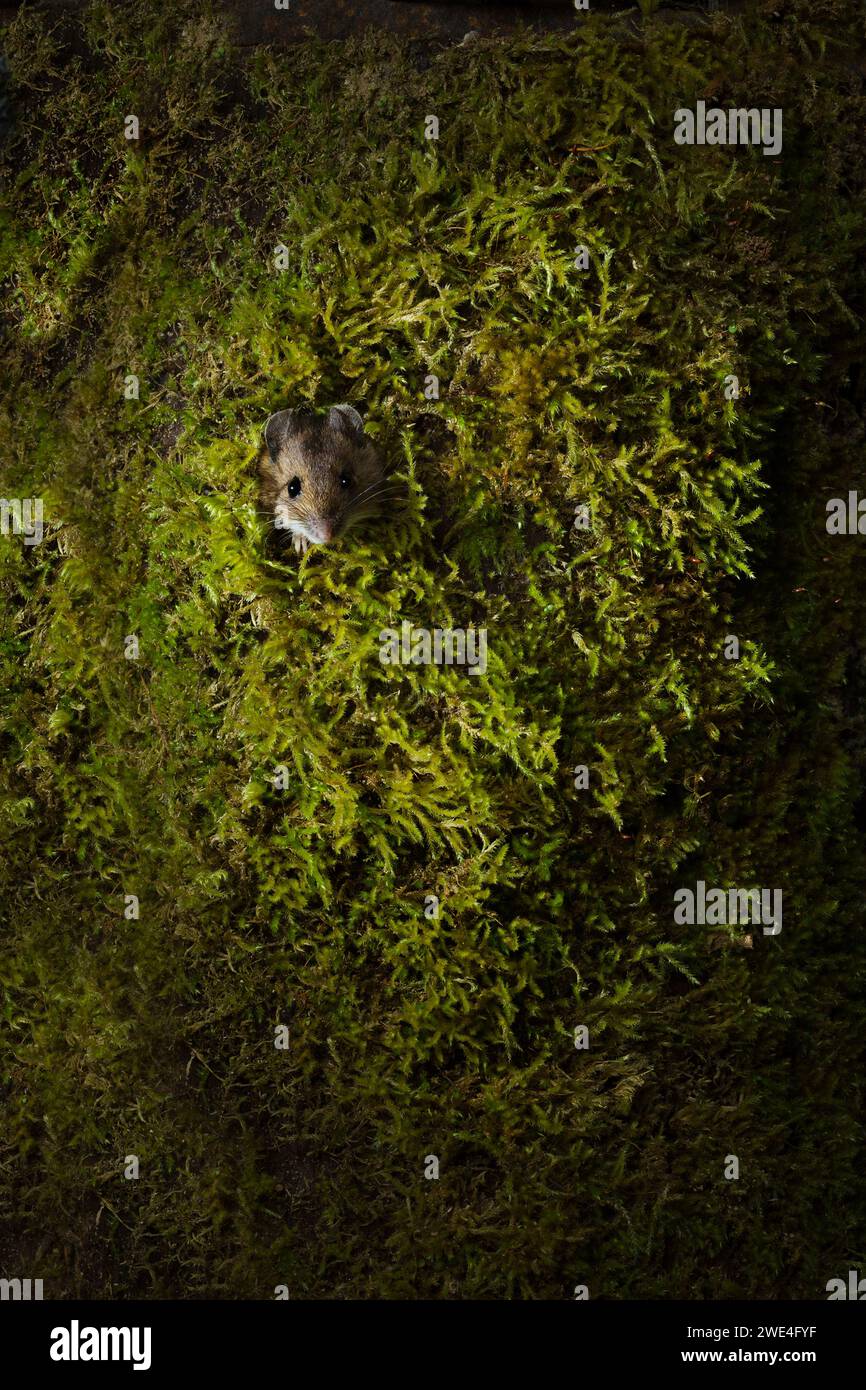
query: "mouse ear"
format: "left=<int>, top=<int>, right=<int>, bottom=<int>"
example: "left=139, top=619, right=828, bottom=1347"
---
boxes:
left=328, top=403, right=364, bottom=436
left=263, top=409, right=302, bottom=459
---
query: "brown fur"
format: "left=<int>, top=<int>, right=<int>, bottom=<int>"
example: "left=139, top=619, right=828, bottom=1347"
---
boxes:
left=259, top=405, right=385, bottom=554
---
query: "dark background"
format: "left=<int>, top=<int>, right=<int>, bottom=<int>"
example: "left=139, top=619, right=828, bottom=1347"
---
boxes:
left=0, top=1, right=745, bottom=46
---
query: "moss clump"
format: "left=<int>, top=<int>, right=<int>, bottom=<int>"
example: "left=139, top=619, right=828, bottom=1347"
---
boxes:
left=1, top=0, right=864, bottom=1297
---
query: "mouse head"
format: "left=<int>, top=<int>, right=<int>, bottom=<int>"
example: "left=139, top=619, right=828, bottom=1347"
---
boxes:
left=261, top=403, right=385, bottom=550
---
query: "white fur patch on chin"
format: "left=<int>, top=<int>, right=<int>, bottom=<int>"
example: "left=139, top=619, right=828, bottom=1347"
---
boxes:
left=274, top=509, right=321, bottom=546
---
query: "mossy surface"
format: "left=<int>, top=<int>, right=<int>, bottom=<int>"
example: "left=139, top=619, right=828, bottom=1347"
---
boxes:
left=1, top=0, right=864, bottom=1298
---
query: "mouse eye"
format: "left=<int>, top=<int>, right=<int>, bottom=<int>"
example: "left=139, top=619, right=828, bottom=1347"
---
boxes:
left=339, top=473, right=352, bottom=490
left=287, top=477, right=301, bottom=499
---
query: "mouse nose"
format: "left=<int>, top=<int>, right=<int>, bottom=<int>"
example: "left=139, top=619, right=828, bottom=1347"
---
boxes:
left=319, top=519, right=335, bottom=543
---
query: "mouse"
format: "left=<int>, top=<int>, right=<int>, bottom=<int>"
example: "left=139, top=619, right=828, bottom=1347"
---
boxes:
left=259, top=403, right=387, bottom=555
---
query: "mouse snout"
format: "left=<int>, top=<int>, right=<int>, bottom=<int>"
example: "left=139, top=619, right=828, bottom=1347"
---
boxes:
left=317, top=518, right=337, bottom=543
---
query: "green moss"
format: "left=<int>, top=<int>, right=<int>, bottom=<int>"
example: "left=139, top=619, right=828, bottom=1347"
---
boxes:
left=1, top=0, right=865, bottom=1297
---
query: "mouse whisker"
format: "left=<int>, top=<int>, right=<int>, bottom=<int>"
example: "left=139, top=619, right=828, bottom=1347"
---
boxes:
left=344, top=496, right=402, bottom=523
left=350, top=476, right=406, bottom=505
left=347, top=483, right=406, bottom=511
left=348, top=480, right=391, bottom=508
left=342, top=500, right=403, bottom=533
